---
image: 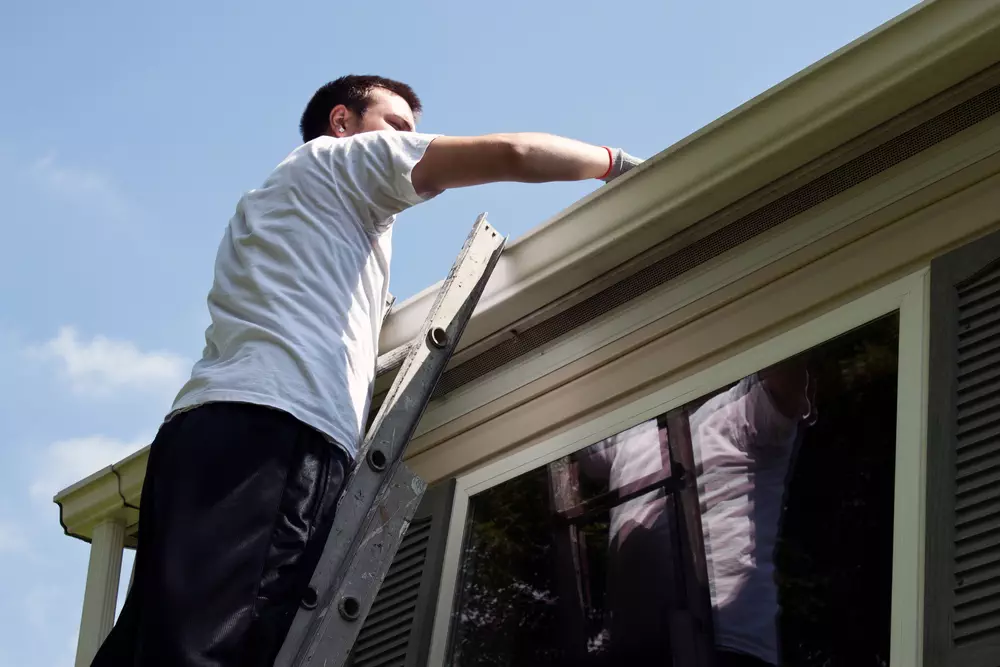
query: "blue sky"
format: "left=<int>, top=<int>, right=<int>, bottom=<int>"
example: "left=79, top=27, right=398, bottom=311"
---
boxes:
left=0, top=0, right=919, bottom=664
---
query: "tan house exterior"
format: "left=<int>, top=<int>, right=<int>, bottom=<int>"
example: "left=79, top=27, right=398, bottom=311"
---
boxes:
left=57, top=1, right=1000, bottom=665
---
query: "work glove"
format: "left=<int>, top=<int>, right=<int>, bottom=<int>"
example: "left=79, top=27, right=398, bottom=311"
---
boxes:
left=601, top=147, right=644, bottom=183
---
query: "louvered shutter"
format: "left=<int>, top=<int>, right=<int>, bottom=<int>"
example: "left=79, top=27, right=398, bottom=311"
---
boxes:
left=926, top=229, right=1000, bottom=666
left=346, top=479, right=456, bottom=667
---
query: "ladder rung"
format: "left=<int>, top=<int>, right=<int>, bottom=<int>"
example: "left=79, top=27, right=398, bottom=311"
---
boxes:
left=273, top=213, right=505, bottom=667
left=375, top=343, right=411, bottom=377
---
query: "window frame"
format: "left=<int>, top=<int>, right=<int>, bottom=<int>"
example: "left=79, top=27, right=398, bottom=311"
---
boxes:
left=427, top=268, right=931, bottom=667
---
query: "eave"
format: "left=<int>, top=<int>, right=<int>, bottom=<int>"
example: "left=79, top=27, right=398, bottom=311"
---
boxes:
left=56, top=0, right=1000, bottom=543
left=377, top=0, right=1000, bottom=367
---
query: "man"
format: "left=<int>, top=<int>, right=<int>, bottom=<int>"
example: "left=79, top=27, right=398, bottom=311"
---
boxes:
left=576, top=419, right=675, bottom=663
left=91, top=74, right=642, bottom=667
left=692, top=359, right=816, bottom=667
left=578, top=358, right=815, bottom=666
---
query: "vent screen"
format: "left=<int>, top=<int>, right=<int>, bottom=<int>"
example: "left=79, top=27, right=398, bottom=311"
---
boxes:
left=422, top=82, right=1000, bottom=399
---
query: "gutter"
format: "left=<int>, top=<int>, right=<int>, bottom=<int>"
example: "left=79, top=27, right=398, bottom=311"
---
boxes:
left=53, top=0, right=1000, bottom=542
left=377, top=0, right=1000, bottom=366
left=54, top=447, right=147, bottom=545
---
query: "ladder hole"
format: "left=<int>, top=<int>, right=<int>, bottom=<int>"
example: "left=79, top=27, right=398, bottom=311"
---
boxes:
left=301, top=586, right=318, bottom=610
left=428, top=327, right=448, bottom=349
left=368, top=448, right=388, bottom=472
left=339, top=595, right=362, bottom=621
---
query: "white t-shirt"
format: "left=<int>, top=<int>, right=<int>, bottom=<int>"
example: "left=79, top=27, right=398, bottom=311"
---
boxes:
left=580, top=419, right=667, bottom=543
left=691, top=375, right=800, bottom=666
left=594, top=376, right=799, bottom=666
left=169, top=130, right=440, bottom=461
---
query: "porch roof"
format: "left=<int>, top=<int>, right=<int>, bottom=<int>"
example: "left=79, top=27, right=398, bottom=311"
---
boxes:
left=55, top=0, right=1000, bottom=543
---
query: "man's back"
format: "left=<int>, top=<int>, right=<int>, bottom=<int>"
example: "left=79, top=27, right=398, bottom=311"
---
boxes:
left=89, top=74, right=643, bottom=667
left=170, top=131, right=438, bottom=459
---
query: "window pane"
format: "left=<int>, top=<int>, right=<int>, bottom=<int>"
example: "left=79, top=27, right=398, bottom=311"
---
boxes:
left=449, top=313, right=899, bottom=667
left=449, top=419, right=677, bottom=666
left=687, top=313, right=899, bottom=667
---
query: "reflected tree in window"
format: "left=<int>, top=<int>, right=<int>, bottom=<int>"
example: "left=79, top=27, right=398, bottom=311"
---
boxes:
left=775, top=316, right=898, bottom=666
left=448, top=314, right=899, bottom=667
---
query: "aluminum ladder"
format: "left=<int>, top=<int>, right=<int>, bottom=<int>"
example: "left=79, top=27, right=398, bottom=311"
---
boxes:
left=273, top=214, right=505, bottom=667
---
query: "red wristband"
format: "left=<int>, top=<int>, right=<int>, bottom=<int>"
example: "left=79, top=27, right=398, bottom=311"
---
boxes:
left=598, top=146, right=613, bottom=180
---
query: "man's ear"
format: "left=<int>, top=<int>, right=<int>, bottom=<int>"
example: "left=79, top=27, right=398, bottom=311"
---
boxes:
left=328, top=104, right=350, bottom=137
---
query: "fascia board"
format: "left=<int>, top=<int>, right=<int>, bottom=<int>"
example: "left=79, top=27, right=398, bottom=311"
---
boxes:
left=54, top=0, right=1000, bottom=543
left=378, top=0, right=1000, bottom=356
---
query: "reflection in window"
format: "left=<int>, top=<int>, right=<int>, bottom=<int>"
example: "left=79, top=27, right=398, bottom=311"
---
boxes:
left=448, top=314, right=899, bottom=667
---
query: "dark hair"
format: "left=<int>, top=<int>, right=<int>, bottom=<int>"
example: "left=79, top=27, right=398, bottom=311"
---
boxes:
left=299, top=74, right=422, bottom=143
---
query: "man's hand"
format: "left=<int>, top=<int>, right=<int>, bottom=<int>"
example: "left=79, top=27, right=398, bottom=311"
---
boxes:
left=410, top=133, right=644, bottom=197
left=601, top=147, right=644, bottom=182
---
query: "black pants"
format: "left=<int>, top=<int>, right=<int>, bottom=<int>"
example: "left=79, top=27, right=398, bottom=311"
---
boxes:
left=91, top=402, right=351, bottom=667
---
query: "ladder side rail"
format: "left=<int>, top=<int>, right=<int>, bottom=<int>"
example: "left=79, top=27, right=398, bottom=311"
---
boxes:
left=274, top=214, right=505, bottom=667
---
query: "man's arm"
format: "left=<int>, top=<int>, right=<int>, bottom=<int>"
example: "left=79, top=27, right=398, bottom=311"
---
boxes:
left=410, top=133, right=642, bottom=197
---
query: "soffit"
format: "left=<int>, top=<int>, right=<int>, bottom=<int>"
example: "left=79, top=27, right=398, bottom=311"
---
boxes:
left=55, top=0, right=1000, bottom=543
left=377, top=0, right=1000, bottom=372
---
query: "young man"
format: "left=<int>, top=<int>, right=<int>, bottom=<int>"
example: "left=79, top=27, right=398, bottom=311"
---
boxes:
left=582, top=359, right=815, bottom=666
left=91, top=74, right=642, bottom=667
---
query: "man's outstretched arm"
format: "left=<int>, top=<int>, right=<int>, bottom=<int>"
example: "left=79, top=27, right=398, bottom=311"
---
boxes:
left=411, top=133, right=642, bottom=197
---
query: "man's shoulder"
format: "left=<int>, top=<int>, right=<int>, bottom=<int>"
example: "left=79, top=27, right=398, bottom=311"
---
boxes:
left=265, top=137, right=358, bottom=183
left=283, top=132, right=440, bottom=168
left=278, top=134, right=389, bottom=177
left=299, top=131, right=394, bottom=154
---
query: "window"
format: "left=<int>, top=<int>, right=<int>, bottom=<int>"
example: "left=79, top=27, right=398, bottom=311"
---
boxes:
left=445, top=314, right=900, bottom=667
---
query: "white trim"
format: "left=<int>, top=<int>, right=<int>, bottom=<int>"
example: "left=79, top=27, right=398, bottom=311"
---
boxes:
left=427, top=269, right=929, bottom=666
left=52, top=0, right=1000, bottom=545
left=412, top=116, right=1000, bottom=440
left=890, top=270, right=931, bottom=667
left=75, top=518, right=126, bottom=667
left=380, top=0, right=1000, bottom=355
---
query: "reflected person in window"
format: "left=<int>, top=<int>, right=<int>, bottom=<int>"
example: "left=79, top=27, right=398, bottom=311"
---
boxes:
left=692, top=358, right=816, bottom=667
left=577, top=420, right=673, bottom=663
left=580, top=358, right=815, bottom=666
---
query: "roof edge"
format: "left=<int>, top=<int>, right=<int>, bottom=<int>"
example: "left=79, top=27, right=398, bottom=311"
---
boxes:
left=55, top=445, right=148, bottom=543
left=378, top=0, right=1000, bottom=354
left=54, top=0, right=1000, bottom=542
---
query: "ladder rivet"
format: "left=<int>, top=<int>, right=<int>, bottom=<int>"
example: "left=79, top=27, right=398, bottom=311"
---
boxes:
left=339, top=596, right=362, bottom=621
left=367, top=448, right=387, bottom=472
left=427, top=327, right=448, bottom=349
left=301, top=586, right=318, bottom=610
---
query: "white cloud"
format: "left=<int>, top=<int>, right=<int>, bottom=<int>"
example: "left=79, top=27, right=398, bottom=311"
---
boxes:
left=27, top=326, right=188, bottom=399
left=28, top=153, right=132, bottom=223
left=30, top=434, right=150, bottom=502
